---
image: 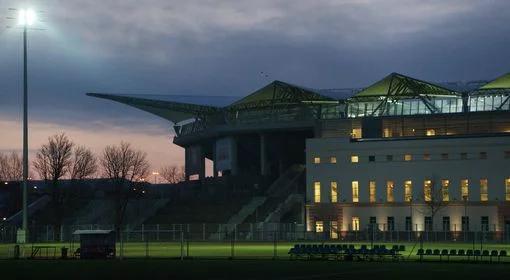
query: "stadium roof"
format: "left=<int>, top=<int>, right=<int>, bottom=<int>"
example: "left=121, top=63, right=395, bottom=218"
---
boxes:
left=353, top=72, right=459, bottom=99
left=229, top=80, right=336, bottom=109
left=479, top=73, right=510, bottom=90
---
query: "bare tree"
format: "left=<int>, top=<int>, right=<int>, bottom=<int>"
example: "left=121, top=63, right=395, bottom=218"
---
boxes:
left=100, top=142, right=150, bottom=235
left=32, top=133, right=74, bottom=235
left=422, top=178, right=448, bottom=231
left=69, top=146, right=97, bottom=180
left=159, top=165, right=185, bottom=184
left=0, top=152, right=23, bottom=181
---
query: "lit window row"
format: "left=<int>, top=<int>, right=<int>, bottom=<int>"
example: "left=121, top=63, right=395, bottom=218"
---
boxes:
left=313, top=151, right=502, bottom=164
left=312, top=178, right=510, bottom=203
left=315, top=215, right=491, bottom=232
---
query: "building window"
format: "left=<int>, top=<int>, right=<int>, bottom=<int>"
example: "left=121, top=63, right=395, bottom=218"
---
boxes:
left=480, top=179, right=488, bottom=201
left=383, top=128, right=392, bottom=138
left=460, top=153, right=468, bottom=160
left=369, top=181, right=376, bottom=203
left=313, top=157, right=320, bottom=164
left=506, top=178, right=510, bottom=201
left=315, top=221, right=324, bottom=233
left=387, top=217, right=395, bottom=231
left=404, top=180, right=412, bottom=202
left=330, top=221, right=339, bottom=239
left=505, top=151, right=510, bottom=159
left=369, top=216, right=377, bottom=231
left=386, top=181, right=394, bottom=202
left=461, top=179, right=469, bottom=200
left=352, top=181, right=359, bottom=203
left=351, top=155, right=359, bottom=163
left=441, top=153, right=449, bottom=160
left=442, top=217, right=450, bottom=232
left=330, top=182, right=338, bottom=203
left=368, top=155, right=376, bottom=162
left=441, top=179, right=450, bottom=202
left=351, top=128, right=362, bottom=139
left=479, top=152, right=487, bottom=159
left=481, top=216, right=489, bottom=232
left=352, top=217, right=360, bottom=231
left=424, top=216, right=433, bottom=231
left=405, top=217, right=412, bottom=231
left=426, top=129, right=436, bottom=136
left=424, top=180, right=432, bottom=202
left=462, top=216, right=470, bottom=231
left=330, top=156, right=337, bottom=164
left=386, top=155, right=393, bottom=162
left=404, top=154, right=412, bottom=161
left=423, top=153, right=431, bottom=160
left=314, top=182, right=321, bottom=203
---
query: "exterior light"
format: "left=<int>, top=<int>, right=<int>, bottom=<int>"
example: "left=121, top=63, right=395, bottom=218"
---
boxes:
left=33, top=186, right=37, bottom=189
left=2, top=217, right=6, bottom=221
left=18, top=9, right=37, bottom=26
left=4, top=182, right=7, bottom=185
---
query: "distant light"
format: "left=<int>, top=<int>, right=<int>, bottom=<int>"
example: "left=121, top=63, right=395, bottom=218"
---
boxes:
left=2, top=217, right=6, bottom=221
left=4, top=182, right=7, bottom=185
left=18, top=9, right=37, bottom=26
left=33, top=186, right=37, bottom=189
left=142, top=190, right=146, bottom=194
left=152, top=172, right=159, bottom=175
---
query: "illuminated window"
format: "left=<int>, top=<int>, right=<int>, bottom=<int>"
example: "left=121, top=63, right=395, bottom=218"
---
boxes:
left=351, top=155, right=359, bottom=163
left=330, top=156, right=337, bottom=164
left=404, top=154, right=412, bottom=161
left=480, top=179, right=488, bottom=201
left=351, top=128, right=362, bottom=139
left=352, top=181, right=359, bottom=203
left=423, top=153, right=431, bottom=160
left=383, top=128, right=392, bottom=138
left=424, top=180, right=432, bottom=202
left=314, top=182, right=321, bottom=203
left=352, top=217, right=360, bottom=231
left=386, top=181, right=394, bottom=202
left=441, top=179, right=450, bottom=202
left=315, top=221, right=324, bottom=233
left=461, top=179, right=469, bottom=200
left=479, top=152, right=487, bottom=159
left=330, top=182, right=338, bottom=203
left=506, top=178, right=510, bottom=201
left=426, top=129, right=436, bottom=136
left=369, top=181, right=376, bottom=203
left=330, top=221, right=338, bottom=239
left=441, top=153, right=449, bottom=160
left=404, top=180, right=412, bottom=202
left=460, top=153, right=468, bottom=160
left=313, top=157, right=320, bottom=164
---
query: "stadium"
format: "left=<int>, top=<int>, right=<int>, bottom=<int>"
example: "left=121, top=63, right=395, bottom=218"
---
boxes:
left=86, top=71, right=510, bottom=241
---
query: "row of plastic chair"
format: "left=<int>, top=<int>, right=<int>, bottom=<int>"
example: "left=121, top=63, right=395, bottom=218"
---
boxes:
left=417, top=248, right=507, bottom=262
left=288, top=244, right=405, bottom=259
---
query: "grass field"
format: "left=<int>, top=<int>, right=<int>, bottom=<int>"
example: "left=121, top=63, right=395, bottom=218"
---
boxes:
left=2, top=241, right=510, bottom=260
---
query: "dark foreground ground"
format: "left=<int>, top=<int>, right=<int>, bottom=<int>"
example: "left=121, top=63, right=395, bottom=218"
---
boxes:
left=0, top=259, right=509, bottom=280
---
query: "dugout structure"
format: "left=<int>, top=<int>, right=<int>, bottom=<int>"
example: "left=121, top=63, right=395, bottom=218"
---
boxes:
left=73, top=230, right=116, bottom=259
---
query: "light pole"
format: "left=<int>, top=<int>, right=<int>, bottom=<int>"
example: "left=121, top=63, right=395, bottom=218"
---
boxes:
left=152, top=172, right=159, bottom=184
left=16, top=8, right=37, bottom=244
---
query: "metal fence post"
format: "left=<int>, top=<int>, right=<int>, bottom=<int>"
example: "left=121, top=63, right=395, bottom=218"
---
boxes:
left=202, top=223, right=205, bottom=241
left=156, top=224, right=160, bottom=241
left=273, top=230, right=277, bottom=260
left=180, top=229, right=184, bottom=261
left=142, top=224, right=145, bottom=242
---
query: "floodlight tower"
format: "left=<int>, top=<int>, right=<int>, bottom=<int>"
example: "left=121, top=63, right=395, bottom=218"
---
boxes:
left=15, top=8, right=37, bottom=244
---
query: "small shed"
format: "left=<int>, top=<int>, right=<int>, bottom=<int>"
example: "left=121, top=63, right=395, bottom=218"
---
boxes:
left=73, top=230, right=116, bottom=259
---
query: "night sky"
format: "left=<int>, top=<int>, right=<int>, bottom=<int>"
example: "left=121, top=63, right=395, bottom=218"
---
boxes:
left=1, top=0, right=509, bottom=176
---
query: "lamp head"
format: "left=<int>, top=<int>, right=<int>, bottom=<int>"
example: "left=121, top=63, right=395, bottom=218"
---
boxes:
left=18, top=9, right=37, bottom=26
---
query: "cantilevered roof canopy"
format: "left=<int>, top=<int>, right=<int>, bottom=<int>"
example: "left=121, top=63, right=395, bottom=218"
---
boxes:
left=353, top=73, right=459, bottom=99
left=229, top=80, right=337, bottom=109
left=479, top=73, right=510, bottom=90
left=87, top=93, right=222, bottom=124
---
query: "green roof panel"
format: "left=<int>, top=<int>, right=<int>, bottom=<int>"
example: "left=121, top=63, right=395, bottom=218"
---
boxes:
left=480, top=73, right=510, bottom=90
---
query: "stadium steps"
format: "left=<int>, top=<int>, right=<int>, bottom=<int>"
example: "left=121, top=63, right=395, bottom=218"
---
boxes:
left=5, top=195, right=51, bottom=226
left=123, top=199, right=170, bottom=230
left=209, top=196, right=267, bottom=239
left=265, top=164, right=304, bottom=197
left=262, top=194, right=303, bottom=223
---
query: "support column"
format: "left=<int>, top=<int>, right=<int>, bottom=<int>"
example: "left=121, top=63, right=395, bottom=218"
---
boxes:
left=212, top=141, right=218, bottom=177
left=260, top=134, right=267, bottom=176
left=198, top=145, right=206, bottom=180
left=230, top=137, right=238, bottom=176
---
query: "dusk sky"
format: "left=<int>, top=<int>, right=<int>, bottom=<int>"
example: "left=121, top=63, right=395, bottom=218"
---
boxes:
left=1, top=0, right=509, bottom=177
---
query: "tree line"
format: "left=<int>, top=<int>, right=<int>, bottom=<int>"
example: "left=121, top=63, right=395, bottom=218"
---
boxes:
left=0, top=133, right=185, bottom=238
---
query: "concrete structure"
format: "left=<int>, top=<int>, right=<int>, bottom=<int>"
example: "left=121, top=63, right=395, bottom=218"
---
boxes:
left=88, top=72, right=510, bottom=236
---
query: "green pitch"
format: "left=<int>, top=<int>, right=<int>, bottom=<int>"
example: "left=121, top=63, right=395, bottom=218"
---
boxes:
left=2, top=241, right=510, bottom=260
